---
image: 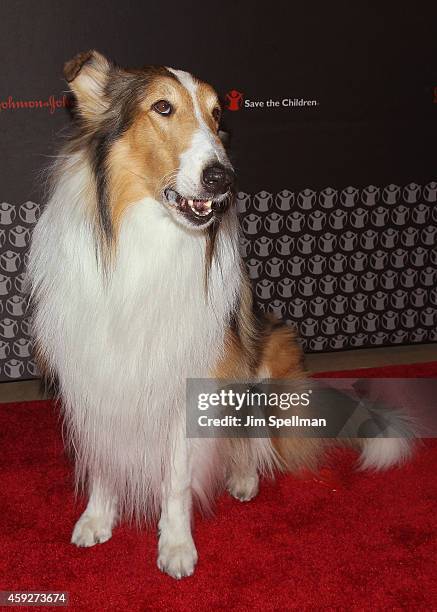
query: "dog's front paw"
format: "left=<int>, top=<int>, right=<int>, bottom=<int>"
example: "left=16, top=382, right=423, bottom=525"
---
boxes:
left=157, top=537, right=198, bottom=579
left=71, top=513, right=113, bottom=547
left=227, top=473, right=259, bottom=502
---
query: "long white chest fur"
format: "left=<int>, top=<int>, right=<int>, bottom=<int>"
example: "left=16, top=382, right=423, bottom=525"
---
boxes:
left=28, top=161, right=242, bottom=517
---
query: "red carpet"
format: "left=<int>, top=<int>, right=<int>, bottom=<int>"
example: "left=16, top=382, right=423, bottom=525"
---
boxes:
left=1, top=362, right=437, bottom=611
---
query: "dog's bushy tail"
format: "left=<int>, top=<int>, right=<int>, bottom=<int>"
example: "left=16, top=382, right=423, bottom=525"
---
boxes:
left=356, top=407, right=415, bottom=471
left=274, top=386, right=416, bottom=474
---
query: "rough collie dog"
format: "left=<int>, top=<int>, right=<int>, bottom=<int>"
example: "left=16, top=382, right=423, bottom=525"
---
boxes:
left=28, top=51, right=413, bottom=579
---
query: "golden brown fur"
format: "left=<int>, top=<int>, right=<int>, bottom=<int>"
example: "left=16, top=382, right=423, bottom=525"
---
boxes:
left=211, top=275, right=328, bottom=478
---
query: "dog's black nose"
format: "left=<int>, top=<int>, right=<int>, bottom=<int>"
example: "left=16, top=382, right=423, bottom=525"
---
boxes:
left=201, top=164, right=234, bottom=194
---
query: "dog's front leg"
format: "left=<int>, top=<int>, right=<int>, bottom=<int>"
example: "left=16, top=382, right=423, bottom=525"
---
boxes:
left=71, top=476, right=117, bottom=547
left=157, top=430, right=197, bottom=579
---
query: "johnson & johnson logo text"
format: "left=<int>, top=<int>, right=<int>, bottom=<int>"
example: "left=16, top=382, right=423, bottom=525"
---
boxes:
left=0, top=95, right=71, bottom=114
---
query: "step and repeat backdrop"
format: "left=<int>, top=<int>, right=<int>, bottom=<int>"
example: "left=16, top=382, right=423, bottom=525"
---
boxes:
left=0, top=2, right=436, bottom=380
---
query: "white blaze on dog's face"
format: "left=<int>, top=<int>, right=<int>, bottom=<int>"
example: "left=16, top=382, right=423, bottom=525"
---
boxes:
left=64, top=51, right=235, bottom=235
left=164, top=68, right=235, bottom=228
left=120, top=66, right=235, bottom=230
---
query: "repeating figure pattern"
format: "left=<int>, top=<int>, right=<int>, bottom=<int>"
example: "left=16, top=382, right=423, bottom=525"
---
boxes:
left=0, top=201, right=39, bottom=380
left=237, top=182, right=437, bottom=353
left=0, top=182, right=436, bottom=380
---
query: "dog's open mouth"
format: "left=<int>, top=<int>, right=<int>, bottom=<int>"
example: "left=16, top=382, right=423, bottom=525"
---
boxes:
left=164, top=188, right=214, bottom=226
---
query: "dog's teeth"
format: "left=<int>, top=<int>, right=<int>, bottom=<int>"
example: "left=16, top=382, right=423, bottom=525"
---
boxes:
left=182, top=198, right=213, bottom=218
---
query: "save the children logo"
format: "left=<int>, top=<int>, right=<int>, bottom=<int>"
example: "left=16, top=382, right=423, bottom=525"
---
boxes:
left=224, top=89, right=319, bottom=111
left=225, top=90, right=244, bottom=111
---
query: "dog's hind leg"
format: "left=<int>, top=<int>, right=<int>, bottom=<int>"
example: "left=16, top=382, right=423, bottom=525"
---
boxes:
left=227, top=439, right=260, bottom=502
left=71, top=476, right=117, bottom=548
left=157, top=429, right=197, bottom=579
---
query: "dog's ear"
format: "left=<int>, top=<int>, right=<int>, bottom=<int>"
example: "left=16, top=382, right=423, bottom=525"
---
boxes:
left=64, top=50, right=111, bottom=120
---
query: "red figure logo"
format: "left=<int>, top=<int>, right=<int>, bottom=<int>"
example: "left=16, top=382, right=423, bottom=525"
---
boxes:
left=225, top=90, right=244, bottom=111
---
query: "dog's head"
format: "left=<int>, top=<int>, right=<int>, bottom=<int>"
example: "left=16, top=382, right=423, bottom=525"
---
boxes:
left=64, top=50, right=235, bottom=236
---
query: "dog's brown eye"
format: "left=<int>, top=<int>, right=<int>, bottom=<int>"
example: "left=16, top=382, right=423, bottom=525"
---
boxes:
left=152, top=100, right=173, bottom=116
left=212, top=107, right=221, bottom=122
